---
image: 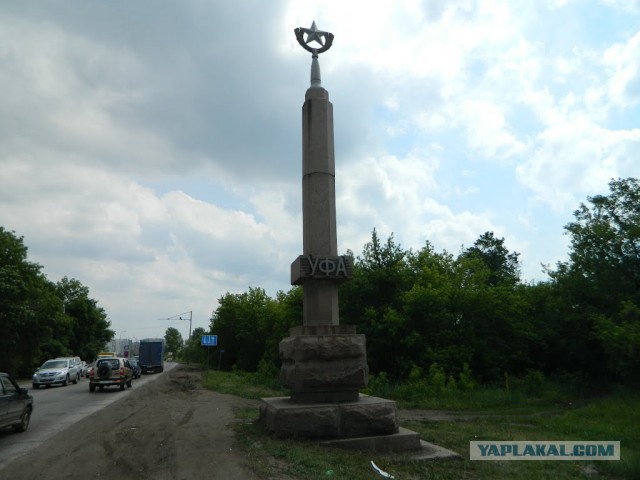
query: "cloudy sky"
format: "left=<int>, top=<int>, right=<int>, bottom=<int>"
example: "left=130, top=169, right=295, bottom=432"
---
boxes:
left=2, top=1, right=639, bottom=342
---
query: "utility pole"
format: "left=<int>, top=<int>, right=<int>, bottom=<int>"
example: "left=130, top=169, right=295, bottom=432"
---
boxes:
left=159, top=310, right=192, bottom=341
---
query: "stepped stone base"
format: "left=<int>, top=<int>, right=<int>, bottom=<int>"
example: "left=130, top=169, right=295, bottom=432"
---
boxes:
left=259, top=397, right=461, bottom=457
left=322, top=427, right=461, bottom=458
left=322, top=426, right=420, bottom=451
left=260, top=395, right=398, bottom=439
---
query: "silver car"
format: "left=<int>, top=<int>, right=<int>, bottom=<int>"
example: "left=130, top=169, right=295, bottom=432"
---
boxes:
left=55, top=357, right=82, bottom=383
left=32, top=359, right=79, bottom=388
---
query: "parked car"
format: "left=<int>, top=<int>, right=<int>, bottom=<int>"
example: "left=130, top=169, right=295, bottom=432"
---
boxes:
left=89, top=357, right=133, bottom=392
left=32, top=358, right=79, bottom=388
left=0, top=372, right=33, bottom=432
left=128, top=358, right=142, bottom=379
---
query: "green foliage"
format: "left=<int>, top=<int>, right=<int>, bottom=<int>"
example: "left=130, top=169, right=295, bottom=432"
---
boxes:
left=254, top=357, right=281, bottom=389
left=592, top=301, right=640, bottom=379
left=206, top=178, right=640, bottom=387
left=56, top=276, right=113, bottom=362
left=164, top=327, right=183, bottom=358
left=0, top=228, right=114, bottom=375
left=210, top=286, right=301, bottom=372
left=548, top=178, right=640, bottom=382
left=201, top=367, right=286, bottom=399
left=226, top=372, right=640, bottom=480
left=182, top=326, right=207, bottom=364
left=458, top=362, right=476, bottom=390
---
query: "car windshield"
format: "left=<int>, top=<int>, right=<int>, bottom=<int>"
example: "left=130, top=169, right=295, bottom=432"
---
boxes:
left=98, top=359, right=119, bottom=369
left=42, top=360, right=67, bottom=369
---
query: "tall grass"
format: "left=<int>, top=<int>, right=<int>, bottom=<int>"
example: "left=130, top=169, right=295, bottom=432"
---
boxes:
left=201, top=366, right=639, bottom=479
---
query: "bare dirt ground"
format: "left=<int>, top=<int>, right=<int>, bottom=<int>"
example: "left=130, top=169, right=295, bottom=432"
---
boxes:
left=2, top=365, right=260, bottom=480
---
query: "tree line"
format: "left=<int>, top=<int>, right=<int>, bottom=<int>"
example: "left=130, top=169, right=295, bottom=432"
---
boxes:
left=202, top=178, right=640, bottom=385
left=4, top=178, right=638, bottom=385
left=0, top=227, right=113, bottom=376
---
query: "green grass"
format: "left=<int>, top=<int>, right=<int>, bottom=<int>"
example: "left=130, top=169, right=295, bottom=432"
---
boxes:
left=201, top=369, right=640, bottom=479
left=200, top=367, right=287, bottom=399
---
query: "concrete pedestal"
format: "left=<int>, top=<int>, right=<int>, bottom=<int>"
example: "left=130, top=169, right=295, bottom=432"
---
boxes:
left=260, top=395, right=400, bottom=439
left=279, top=327, right=368, bottom=403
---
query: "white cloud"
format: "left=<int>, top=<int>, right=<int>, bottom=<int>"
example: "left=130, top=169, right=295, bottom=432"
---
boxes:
left=1, top=0, right=639, bottom=338
left=603, top=30, right=640, bottom=108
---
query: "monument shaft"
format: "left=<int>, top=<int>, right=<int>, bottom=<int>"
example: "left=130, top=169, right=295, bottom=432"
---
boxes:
left=301, top=87, right=339, bottom=326
left=261, top=24, right=440, bottom=455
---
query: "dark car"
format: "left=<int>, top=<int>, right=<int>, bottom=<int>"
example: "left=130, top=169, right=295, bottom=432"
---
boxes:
left=89, top=357, right=132, bottom=392
left=128, top=358, right=142, bottom=379
left=0, top=372, right=33, bottom=433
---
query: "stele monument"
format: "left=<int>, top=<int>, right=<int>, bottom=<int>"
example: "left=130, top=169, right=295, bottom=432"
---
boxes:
left=259, top=23, right=458, bottom=456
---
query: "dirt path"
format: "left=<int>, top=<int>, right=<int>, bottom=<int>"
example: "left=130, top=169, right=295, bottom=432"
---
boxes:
left=2, top=365, right=259, bottom=480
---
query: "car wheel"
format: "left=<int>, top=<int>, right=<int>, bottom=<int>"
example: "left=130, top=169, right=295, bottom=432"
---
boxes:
left=127, top=380, right=132, bottom=388
left=89, top=384, right=96, bottom=392
left=13, top=408, right=31, bottom=433
left=73, top=374, right=78, bottom=385
left=62, top=376, right=69, bottom=386
left=99, top=386, right=104, bottom=391
left=32, top=384, right=39, bottom=390
left=119, top=382, right=125, bottom=391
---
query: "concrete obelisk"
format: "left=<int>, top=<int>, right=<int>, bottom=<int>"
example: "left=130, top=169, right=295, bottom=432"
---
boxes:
left=260, top=22, right=397, bottom=440
left=260, top=24, right=460, bottom=458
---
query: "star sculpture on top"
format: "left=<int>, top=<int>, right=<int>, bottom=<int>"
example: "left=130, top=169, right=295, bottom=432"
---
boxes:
left=294, top=21, right=334, bottom=55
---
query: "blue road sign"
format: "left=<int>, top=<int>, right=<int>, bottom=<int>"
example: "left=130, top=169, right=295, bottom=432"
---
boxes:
left=201, top=335, right=218, bottom=346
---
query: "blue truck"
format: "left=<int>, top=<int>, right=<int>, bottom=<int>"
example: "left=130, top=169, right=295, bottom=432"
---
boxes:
left=138, top=338, right=165, bottom=374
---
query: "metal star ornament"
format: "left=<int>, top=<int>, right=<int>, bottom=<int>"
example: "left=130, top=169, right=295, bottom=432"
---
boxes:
left=294, top=21, right=334, bottom=54
left=304, top=21, right=325, bottom=47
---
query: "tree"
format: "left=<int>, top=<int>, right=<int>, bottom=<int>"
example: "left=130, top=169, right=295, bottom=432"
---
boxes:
left=183, top=326, right=207, bottom=364
left=0, top=228, right=70, bottom=374
left=210, top=287, right=279, bottom=371
left=0, top=228, right=115, bottom=375
left=339, top=230, right=413, bottom=378
left=550, top=178, right=640, bottom=381
left=55, top=277, right=113, bottom=361
left=164, top=327, right=183, bottom=359
left=459, top=231, right=520, bottom=287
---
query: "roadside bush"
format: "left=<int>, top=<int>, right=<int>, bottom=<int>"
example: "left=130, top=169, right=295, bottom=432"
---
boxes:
left=254, top=357, right=280, bottom=389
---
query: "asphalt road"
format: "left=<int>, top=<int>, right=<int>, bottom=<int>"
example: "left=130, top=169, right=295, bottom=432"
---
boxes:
left=0, top=362, right=178, bottom=471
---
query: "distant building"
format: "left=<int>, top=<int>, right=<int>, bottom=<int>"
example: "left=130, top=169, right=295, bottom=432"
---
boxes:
left=106, top=339, right=139, bottom=357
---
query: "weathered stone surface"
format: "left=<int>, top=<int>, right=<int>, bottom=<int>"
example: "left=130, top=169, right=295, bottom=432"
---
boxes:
left=322, top=427, right=423, bottom=452
left=340, top=400, right=398, bottom=436
left=279, top=334, right=368, bottom=402
left=260, top=395, right=398, bottom=439
left=303, top=280, right=339, bottom=326
left=260, top=401, right=339, bottom=438
left=280, top=334, right=366, bottom=361
left=289, top=325, right=356, bottom=336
